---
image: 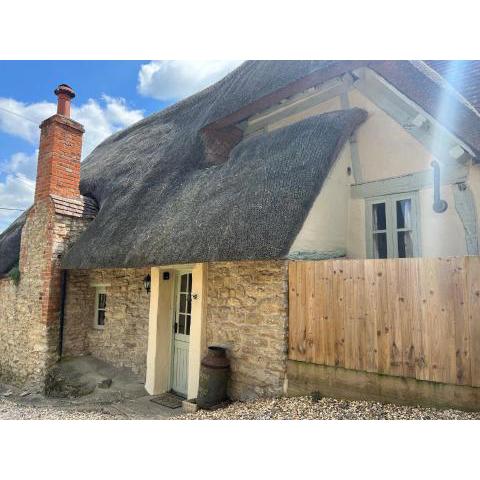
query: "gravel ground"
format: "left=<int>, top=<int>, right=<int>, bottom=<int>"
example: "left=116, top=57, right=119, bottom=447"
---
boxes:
left=0, top=397, right=123, bottom=420
left=175, top=396, right=480, bottom=420
left=2, top=392, right=479, bottom=420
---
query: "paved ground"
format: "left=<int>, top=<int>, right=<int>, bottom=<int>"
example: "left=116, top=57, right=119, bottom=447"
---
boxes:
left=176, top=396, right=480, bottom=420
left=0, top=356, right=186, bottom=419
left=0, top=391, right=182, bottom=420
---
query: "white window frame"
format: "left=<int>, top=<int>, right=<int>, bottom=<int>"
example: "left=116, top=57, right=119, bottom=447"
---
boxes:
left=93, top=286, right=107, bottom=330
left=365, top=191, right=421, bottom=259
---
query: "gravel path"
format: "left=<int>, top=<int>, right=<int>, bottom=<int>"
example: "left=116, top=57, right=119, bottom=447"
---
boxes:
left=0, top=397, right=123, bottom=420
left=175, top=396, right=480, bottom=420
left=2, top=393, right=479, bottom=420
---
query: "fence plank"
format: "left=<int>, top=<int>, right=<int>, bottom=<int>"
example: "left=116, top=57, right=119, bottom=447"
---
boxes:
left=427, top=258, right=456, bottom=384
left=343, top=261, right=356, bottom=370
left=364, top=260, right=379, bottom=372
left=298, top=262, right=308, bottom=359
left=305, top=262, right=316, bottom=364
left=453, top=257, right=471, bottom=385
left=332, top=260, right=345, bottom=368
left=374, top=260, right=391, bottom=375
left=354, top=260, right=367, bottom=372
left=315, top=261, right=332, bottom=366
left=387, top=260, right=403, bottom=377
left=398, top=259, right=416, bottom=378
left=288, top=257, right=480, bottom=388
left=288, top=261, right=298, bottom=360
left=468, top=256, right=480, bottom=387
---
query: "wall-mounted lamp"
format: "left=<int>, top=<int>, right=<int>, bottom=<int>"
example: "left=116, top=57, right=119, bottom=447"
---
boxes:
left=143, top=274, right=151, bottom=293
left=431, top=161, right=448, bottom=213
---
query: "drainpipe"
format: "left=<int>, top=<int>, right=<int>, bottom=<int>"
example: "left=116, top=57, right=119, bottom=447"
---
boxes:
left=431, top=160, right=448, bottom=213
left=58, top=269, right=68, bottom=358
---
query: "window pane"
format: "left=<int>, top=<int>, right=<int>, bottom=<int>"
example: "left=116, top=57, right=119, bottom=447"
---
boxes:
left=97, top=309, right=105, bottom=326
left=188, top=273, right=192, bottom=291
left=398, top=231, right=414, bottom=258
left=187, top=294, right=192, bottom=314
left=180, top=274, right=188, bottom=292
left=178, top=314, right=185, bottom=334
left=186, top=316, right=191, bottom=336
left=372, top=203, right=386, bottom=231
left=98, top=293, right=106, bottom=309
left=179, top=293, right=187, bottom=314
left=396, top=199, right=412, bottom=229
left=373, top=232, right=388, bottom=259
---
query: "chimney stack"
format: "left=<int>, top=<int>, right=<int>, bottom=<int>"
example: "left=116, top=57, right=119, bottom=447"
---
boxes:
left=34, top=84, right=84, bottom=203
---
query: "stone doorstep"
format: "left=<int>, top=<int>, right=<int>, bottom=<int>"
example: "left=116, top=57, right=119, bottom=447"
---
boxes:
left=182, top=398, right=198, bottom=413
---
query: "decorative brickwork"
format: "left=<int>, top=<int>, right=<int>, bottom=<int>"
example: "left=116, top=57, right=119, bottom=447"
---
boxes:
left=206, top=261, right=289, bottom=400
left=63, top=268, right=150, bottom=378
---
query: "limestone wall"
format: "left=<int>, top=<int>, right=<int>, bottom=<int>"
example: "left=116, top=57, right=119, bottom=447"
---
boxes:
left=206, top=261, right=289, bottom=400
left=63, top=268, right=150, bottom=378
left=0, top=201, right=90, bottom=387
left=0, top=277, right=20, bottom=383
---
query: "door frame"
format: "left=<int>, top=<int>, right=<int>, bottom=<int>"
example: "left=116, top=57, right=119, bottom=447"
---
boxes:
left=170, top=268, right=193, bottom=396
left=145, top=263, right=207, bottom=399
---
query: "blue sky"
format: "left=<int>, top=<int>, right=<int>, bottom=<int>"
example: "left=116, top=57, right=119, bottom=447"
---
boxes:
left=0, top=60, right=241, bottom=231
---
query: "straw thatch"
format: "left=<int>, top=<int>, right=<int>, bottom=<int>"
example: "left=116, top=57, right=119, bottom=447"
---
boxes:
left=2, top=60, right=480, bottom=273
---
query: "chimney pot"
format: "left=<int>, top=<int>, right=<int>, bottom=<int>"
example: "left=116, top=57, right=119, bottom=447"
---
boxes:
left=54, top=83, right=76, bottom=117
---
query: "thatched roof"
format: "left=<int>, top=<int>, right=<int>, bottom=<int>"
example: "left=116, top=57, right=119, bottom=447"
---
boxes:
left=0, top=209, right=29, bottom=275
left=63, top=108, right=366, bottom=268
left=2, top=60, right=480, bottom=273
left=426, top=60, right=480, bottom=113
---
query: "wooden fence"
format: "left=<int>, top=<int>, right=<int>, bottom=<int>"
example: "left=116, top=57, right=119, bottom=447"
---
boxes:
left=288, top=257, right=480, bottom=387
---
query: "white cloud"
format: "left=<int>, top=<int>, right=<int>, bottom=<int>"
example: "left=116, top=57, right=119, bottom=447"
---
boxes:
left=0, top=95, right=144, bottom=158
left=0, top=154, right=35, bottom=232
left=0, top=98, right=55, bottom=143
left=0, top=95, right=144, bottom=232
left=137, top=60, right=243, bottom=100
left=73, top=96, right=144, bottom=156
left=1, top=150, right=38, bottom=179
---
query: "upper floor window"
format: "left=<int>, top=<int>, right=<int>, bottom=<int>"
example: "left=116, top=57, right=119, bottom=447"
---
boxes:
left=366, top=192, right=420, bottom=259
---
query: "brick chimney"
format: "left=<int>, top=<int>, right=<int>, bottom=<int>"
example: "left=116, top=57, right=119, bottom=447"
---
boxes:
left=6, top=84, right=92, bottom=388
left=34, top=84, right=84, bottom=203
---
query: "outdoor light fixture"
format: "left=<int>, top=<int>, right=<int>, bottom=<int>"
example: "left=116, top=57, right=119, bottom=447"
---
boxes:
left=431, top=161, right=448, bottom=213
left=143, top=274, right=151, bottom=293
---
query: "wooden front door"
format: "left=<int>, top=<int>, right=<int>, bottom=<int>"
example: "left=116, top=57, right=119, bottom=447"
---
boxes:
left=171, top=271, right=192, bottom=396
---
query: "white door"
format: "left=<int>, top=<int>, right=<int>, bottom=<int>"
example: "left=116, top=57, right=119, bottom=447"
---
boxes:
left=171, top=271, right=192, bottom=396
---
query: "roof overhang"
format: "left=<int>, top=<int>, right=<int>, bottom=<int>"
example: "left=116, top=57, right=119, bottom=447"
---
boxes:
left=203, top=60, right=480, bottom=161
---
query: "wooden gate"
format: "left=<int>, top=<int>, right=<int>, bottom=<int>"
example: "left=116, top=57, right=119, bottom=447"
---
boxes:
left=288, top=257, right=480, bottom=387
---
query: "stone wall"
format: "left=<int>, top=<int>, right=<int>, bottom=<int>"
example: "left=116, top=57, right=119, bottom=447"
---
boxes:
left=63, top=268, right=150, bottom=378
left=0, top=277, right=20, bottom=383
left=206, top=260, right=289, bottom=400
left=0, top=201, right=90, bottom=387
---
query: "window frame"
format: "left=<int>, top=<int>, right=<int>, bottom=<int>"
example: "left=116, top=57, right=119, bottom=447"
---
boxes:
left=94, top=286, right=107, bottom=330
left=365, top=191, right=421, bottom=259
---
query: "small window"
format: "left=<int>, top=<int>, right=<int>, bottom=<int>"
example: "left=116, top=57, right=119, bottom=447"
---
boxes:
left=366, top=192, right=420, bottom=259
left=94, top=287, right=107, bottom=329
